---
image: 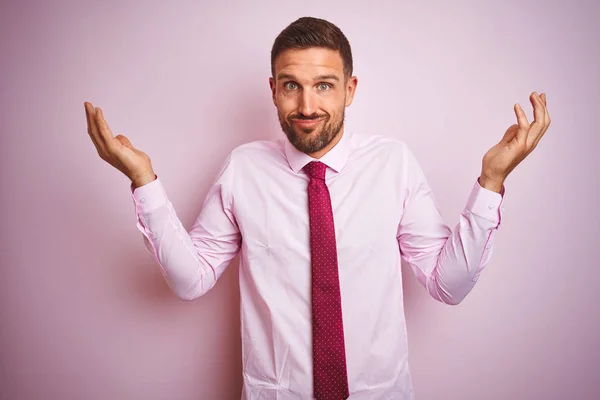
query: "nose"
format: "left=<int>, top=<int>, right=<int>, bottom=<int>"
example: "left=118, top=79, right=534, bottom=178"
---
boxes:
left=298, top=89, right=317, bottom=117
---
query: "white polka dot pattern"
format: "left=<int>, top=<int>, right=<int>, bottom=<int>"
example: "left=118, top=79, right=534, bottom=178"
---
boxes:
left=303, top=161, right=350, bottom=400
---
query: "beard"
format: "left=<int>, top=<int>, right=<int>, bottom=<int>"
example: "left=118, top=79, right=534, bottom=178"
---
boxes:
left=278, top=106, right=345, bottom=154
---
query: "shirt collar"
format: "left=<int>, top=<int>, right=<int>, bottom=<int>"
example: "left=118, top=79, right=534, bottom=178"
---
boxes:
left=283, top=129, right=352, bottom=174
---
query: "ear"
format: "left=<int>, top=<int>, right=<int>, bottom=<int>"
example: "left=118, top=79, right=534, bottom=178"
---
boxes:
left=344, top=76, right=358, bottom=107
left=269, top=77, right=277, bottom=106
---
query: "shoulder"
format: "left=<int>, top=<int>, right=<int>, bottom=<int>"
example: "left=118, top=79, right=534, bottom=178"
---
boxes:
left=228, top=138, right=283, bottom=162
left=350, top=131, right=415, bottom=161
left=210, top=138, right=283, bottom=187
left=216, top=138, right=286, bottom=177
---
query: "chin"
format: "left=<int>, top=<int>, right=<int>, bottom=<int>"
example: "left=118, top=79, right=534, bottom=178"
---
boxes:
left=299, top=128, right=318, bottom=135
left=296, top=124, right=321, bottom=134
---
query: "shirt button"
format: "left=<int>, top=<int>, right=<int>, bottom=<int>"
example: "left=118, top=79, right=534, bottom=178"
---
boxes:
left=140, top=198, right=146, bottom=203
left=488, top=204, right=494, bottom=209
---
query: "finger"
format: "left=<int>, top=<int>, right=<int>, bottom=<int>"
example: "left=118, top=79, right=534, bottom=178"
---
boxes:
left=84, top=102, right=96, bottom=134
left=536, top=92, right=549, bottom=127
left=540, top=93, right=551, bottom=129
left=84, top=102, right=92, bottom=134
left=531, top=93, right=550, bottom=149
left=95, top=107, right=115, bottom=147
left=514, top=103, right=529, bottom=142
left=530, top=92, right=545, bottom=120
left=540, top=92, right=547, bottom=107
left=84, top=102, right=103, bottom=150
left=529, top=92, right=546, bottom=141
left=529, top=93, right=550, bottom=152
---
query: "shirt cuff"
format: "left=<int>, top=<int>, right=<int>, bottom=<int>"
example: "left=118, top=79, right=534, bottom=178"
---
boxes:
left=130, top=175, right=168, bottom=213
left=466, top=178, right=505, bottom=226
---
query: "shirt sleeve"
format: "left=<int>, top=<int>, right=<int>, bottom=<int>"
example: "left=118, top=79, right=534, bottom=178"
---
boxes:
left=131, top=153, right=241, bottom=300
left=396, top=145, right=505, bottom=305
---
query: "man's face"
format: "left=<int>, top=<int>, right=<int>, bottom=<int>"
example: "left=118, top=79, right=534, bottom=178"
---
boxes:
left=269, top=48, right=357, bottom=156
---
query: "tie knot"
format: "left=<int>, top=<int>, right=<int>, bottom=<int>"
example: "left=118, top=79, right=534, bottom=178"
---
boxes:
left=303, top=161, right=327, bottom=180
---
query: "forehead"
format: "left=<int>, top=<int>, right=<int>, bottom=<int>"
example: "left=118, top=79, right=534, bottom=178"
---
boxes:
left=274, top=47, right=344, bottom=80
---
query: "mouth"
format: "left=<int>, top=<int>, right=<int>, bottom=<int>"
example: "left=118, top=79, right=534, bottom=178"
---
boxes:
left=291, top=117, right=325, bottom=128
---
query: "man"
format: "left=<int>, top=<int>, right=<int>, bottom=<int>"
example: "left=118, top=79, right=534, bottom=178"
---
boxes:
left=84, top=16, right=550, bottom=400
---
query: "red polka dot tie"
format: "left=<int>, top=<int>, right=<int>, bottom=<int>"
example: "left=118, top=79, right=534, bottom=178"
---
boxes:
left=303, top=161, right=350, bottom=400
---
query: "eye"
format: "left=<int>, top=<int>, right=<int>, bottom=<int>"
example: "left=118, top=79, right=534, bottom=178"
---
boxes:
left=317, top=83, right=332, bottom=91
left=284, top=82, right=299, bottom=90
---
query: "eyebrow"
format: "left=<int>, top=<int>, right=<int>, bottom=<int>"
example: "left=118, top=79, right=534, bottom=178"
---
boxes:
left=277, top=73, right=340, bottom=82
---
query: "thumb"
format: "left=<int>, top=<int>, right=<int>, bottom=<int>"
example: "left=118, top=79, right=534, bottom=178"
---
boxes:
left=500, top=124, right=518, bottom=144
left=115, top=134, right=134, bottom=150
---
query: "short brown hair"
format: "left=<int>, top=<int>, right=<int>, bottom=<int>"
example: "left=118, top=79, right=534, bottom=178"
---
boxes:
left=270, top=17, right=353, bottom=79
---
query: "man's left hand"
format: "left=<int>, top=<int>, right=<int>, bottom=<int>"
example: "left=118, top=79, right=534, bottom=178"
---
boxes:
left=479, top=91, right=551, bottom=193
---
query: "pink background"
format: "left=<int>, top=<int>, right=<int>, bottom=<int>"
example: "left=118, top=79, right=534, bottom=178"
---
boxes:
left=1, top=1, right=598, bottom=399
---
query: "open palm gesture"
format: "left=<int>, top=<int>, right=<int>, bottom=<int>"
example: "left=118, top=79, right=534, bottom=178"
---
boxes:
left=85, top=102, right=156, bottom=187
left=481, top=92, right=551, bottom=189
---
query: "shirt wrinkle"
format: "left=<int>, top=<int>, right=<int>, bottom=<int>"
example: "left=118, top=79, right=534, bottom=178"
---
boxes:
left=131, top=130, right=505, bottom=399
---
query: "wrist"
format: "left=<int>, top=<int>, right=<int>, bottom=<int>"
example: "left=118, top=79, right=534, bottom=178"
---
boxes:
left=478, top=174, right=504, bottom=193
left=131, top=170, right=156, bottom=189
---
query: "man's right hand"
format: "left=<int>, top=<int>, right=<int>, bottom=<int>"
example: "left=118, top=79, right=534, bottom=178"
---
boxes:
left=84, top=102, right=156, bottom=188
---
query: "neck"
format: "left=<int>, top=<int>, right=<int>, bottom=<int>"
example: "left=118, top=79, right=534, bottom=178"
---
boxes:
left=307, top=127, right=345, bottom=159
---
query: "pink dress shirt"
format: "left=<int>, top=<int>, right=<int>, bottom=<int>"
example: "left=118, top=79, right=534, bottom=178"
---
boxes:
left=131, top=129, right=504, bottom=399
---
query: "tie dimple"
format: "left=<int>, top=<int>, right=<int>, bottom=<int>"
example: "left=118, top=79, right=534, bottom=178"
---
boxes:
left=305, top=160, right=327, bottom=180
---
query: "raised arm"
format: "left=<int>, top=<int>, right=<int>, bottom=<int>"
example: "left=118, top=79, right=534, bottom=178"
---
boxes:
left=397, top=91, right=550, bottom=305
left=396, top=144, right=504, bottom=305
left=85, top=102, right=241, bottom=300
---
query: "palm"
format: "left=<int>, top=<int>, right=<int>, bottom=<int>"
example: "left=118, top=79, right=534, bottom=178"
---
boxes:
left=84, top=102, right=153, bottom=181
left=110, top=136, right=151, bottom=177
left=482, top=124, right=521, bottom=179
